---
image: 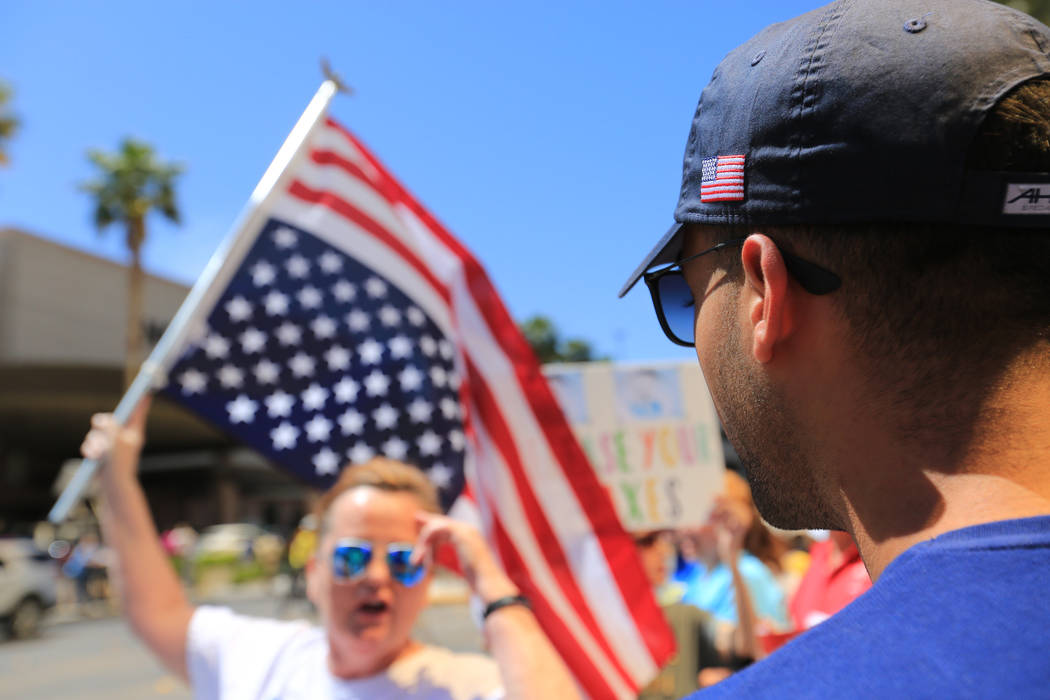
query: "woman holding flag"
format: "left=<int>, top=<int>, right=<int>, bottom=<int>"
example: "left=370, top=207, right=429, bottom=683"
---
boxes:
left=80, top=396, right=580, bottom=700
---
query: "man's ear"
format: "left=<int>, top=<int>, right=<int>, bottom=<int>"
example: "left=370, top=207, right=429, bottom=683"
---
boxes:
left=740, top=234, right=794, bottom=363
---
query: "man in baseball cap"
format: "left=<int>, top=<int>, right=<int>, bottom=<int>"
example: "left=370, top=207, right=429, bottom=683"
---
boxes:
left=621, top=0, right=1050, bottom=694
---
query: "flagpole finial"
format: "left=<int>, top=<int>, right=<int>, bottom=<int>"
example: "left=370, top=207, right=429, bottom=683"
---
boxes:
left=321, top=58, right=353, bottom=95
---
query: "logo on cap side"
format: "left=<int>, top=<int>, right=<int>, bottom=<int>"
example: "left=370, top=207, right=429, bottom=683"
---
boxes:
left=1003, top=184, right=1050, bottom=215
left=700, top=155, right=746, bottom=203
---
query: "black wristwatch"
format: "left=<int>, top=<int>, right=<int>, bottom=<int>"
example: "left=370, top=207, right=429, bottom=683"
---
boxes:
left=482, top=594, right=531, bottom=620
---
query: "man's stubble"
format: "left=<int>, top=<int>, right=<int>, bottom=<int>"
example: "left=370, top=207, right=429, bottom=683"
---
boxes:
left=708, top=289, right=839, bottom=531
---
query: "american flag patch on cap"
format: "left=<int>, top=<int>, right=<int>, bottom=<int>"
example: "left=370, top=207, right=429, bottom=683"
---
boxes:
left=700, top=154, right=746, bottom=202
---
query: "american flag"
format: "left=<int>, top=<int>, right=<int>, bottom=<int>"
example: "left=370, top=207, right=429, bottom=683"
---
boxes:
left=156, top=92, right=673, bottom=698
left=700, top=154, right=746, bottom=202
left=164, top=218, right=468, bottom=509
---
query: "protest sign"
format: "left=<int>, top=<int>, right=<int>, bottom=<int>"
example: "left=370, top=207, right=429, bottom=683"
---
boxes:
left=544, top=361, right=725, bottom=530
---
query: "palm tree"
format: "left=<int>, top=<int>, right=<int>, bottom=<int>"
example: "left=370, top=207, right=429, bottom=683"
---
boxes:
left=0, top=81, right=19, bottom=167
left=81, top=138, right=183, bottom=388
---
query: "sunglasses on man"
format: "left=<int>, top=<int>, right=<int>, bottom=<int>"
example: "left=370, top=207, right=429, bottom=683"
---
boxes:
left=331, top=538, right=427, bottom=587
left=642, top=237, right=842, bottom=347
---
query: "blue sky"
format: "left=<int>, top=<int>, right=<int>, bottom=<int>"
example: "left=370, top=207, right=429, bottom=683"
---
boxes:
left=1, top=1, right=818, bottom=362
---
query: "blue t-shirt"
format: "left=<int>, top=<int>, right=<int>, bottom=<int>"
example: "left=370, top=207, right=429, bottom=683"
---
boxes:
left=693, top=516, right=1050, bottom=698
left=675, top=553, right=789, bottom=628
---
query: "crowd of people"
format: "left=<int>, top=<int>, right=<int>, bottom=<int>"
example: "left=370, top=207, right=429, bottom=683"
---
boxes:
left=80, top=391, right=869, bottom=699
left=635, top=471, right=871, bottom=698
left=70, top=0, right=1050, bottom=696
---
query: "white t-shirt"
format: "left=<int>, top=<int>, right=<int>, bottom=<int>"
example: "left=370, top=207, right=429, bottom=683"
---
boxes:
left=186, top=606, right=504, bottom=700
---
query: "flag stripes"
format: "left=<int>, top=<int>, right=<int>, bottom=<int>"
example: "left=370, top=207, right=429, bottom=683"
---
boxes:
left=321, top=124, right=670, bottom=661
left=271, top=117, right=673, bottom=697
left=320, top=121, right=671, bottom=657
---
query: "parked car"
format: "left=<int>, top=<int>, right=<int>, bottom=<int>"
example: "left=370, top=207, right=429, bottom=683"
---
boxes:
left=192, top=524, right=284, bottom=579
left=194, top=523, right=282, bottom=560
left=0, top=538, right=57, bottom=639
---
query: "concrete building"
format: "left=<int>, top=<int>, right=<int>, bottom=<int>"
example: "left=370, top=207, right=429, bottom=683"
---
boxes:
left=0, top=228, right=313, bottom=535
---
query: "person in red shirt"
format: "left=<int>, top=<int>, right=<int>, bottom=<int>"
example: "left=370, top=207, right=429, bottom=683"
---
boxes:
left=788, top=531, right=871, bottom=632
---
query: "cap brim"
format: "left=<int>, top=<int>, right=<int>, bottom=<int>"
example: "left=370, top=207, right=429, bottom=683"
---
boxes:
left=617, top=222, right=685, bottom=297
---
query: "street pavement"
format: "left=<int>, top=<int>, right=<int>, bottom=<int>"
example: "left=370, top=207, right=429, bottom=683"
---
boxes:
left=0, top=583, right=482, bottom=699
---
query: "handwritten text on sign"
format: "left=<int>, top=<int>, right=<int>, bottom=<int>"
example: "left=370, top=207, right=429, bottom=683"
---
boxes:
left=544, top=362, right=725, bottom=530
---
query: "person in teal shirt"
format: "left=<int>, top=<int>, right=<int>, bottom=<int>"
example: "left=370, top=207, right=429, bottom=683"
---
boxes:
left=674, top=471, right=789, bottom=629
left=675, top=552, right=787, bottom=628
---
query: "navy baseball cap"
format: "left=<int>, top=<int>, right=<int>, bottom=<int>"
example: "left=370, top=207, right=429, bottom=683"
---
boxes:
left=620, top=0, right=1050, bottom=297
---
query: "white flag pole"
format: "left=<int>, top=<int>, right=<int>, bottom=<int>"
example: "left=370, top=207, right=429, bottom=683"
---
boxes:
left=48, top=79, right=341, bottom=523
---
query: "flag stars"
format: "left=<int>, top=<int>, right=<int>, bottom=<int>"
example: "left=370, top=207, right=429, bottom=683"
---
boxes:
left=264, top=291, right=290, bottom=316
left=405, top=306, right=426, bottom=327
left=225, top=296, right=253, bottom=323
left=239, top=328, right=267, bottom=354
left=313, top=448, right=340, bottom=476
left=428, top=463, right=454, bottom=489
left=332, top=280, right=356, bottom=302
left=172, top=224, right=475, bottom=491
left=226, top=395, right=258, bottom=424
left=363, top=370, right=390, bottom=397
left=419, top=336, right=437, bottom=357
left=382, top=436, right=409, bottom=461
left=439, top=397, right=459, bottom=420
left=265, top=390, right=295, bottom=418
left=300, top=383, right=329, bottom=412
left=388, top=335, right=412, bottom=359
left=372, top=403, right=399, bottom=430
left=364, top=277, right=387, bottom=298
left=338, top=409, right=366, bottom=436
left=357, top=338, right=383, bottom=365
left=250, top=260, right=277, bottom=286
left=204, top=334, right=231, bottom=359
left=346, top=309, right=371, bottom=333
left=398, top=365, right=424, bottom=392
left=333, top=377, right=360, bottom=403
left=289, top=352, right=316, bottom=378
left=348, top=442, right=375, bottom=464
left=418, top=431, right=442, bottom=456
left=304, top=414, right=333, bottom=442
left=286, top=254, right=311, bottom=279
left=218, top=364, right=245, bottom=389
left=301, top=383, right=330, bottom=411
left=408, top=398, right=433, bottom=423
left=325, top=345, right=351, bottom=371
left=275, top=322, right=302, bottom=346
left=178, top=369, right=207, bottom=395
left=270, top=422, right=299, bottom=450
left=297, top=285, right=323, bottom=309
left=272, top=227, right=298, bottom=249
left=254, top=359, right=280, bottom=385
left=319, top=251, right=344, bottom=274
left=312, top=315, right=337, bottom=339
left=378, top=305, right=401, bottom=327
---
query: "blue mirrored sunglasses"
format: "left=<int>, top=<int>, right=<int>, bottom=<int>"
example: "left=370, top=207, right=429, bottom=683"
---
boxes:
left=331, top=538, right=426, bottom=587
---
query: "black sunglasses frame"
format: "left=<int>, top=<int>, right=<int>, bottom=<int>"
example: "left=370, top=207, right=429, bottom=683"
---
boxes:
left=642, top=237, right=842, bottom=347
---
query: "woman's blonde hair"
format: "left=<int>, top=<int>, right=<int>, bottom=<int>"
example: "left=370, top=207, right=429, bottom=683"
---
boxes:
left=314, top=458, right=441, bottom=535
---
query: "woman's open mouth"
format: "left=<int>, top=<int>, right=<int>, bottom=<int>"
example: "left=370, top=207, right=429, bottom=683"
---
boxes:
left=355, top=599, right=391, bottom=619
